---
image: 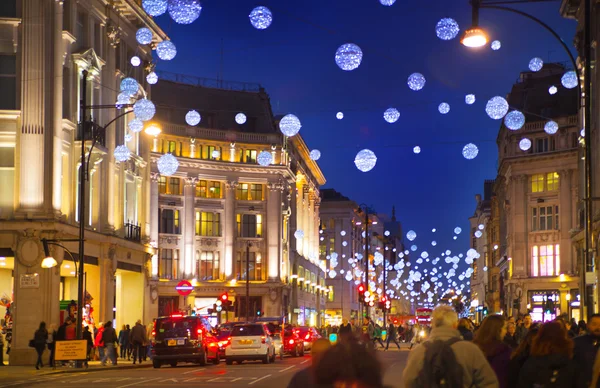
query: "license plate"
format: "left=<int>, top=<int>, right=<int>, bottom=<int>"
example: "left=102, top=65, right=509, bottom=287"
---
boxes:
left=168, top=340, right=177, bottom=346
left=238, top=340, right=253, bottom=345
left=177, top=339, right=185, bottom=345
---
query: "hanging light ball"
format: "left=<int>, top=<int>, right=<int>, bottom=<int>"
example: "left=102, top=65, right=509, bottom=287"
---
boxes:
left=256, top=150, right=273, bottom=166
left=549, top=85, right=558, bottom=95
left=335, top=43, right=363, bottom=71
left=294, top=230, right=304, bottom=239
left=465, top=94, right=476, bottom=105
left=383, top=108, right=400, bottom=123
left=142, top=0, right=168, bottom=16
left=185, top=110, right=201, bottom=126
left=438, top=102, right=450, bottom=114
left=249, top=6, right=273, bottom=30
left=157, top=40, right=177, bottom=61
left=406, top=230, right=417, bottom=241
left=407, top=73, right=426, bottom=91
left=561, top=71, right=578, bottom=89
left=157, top=153, right=179, bottom=176
left=279, top=114, right=302, bottom=137
left=486, top=96, right=509, bottom=120
left=128, top=118, right=144, bottom=133
left=491, top=40, right=501, bottom=50
left=120, top=77, right=139, bottom=96
left=168, top=0, right=202, bottom=24
left=529, top=57, right=544, bottom=72
left=462, top=143, right=479, bottom=160
left=114, top=145, right=131, bottom=162
left=544, top=120, right=559, bottom=135
left=504, top=110, right=525, bottom=130
left=310, top=149, right=321, bottom=161
left=454, top=227, right=462, bottom=234
left=379, top=0, right=396, bottom=5
left=116, top=92, right=132, bottom=107
left=130, top=56, right=141, bottom=67
left=124, top=133, right=133, bottom=142
left=146, top=72, right=158, bottom=85
left=475, top=230, right=483, bottom=238
left=133, top=99, right=156, bottom=121
left=235, top=113, right=247, bottom=124
left=413, top=146, right=421, bottom=154
left=336, top=112, right=344, bottom=120
left=436, top=18, right=460, bottom=40
left=354, top=149, right=377, bottom=172
left=519, top=138, right=532, bottom=151
left=211, top=149, right=220, bottom=159
left=136, top=28, right=153, bottom=45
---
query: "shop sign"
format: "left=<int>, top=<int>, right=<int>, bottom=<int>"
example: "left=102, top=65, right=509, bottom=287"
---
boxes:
left=19, top=273, right=39, bottom=289
left=293, top=308, right=301, bottom=313
left=175, top=280, right=193, bottom=296
left=54, top=340, right=87, bottom=361
left=530, top=291, right=559, bottom=303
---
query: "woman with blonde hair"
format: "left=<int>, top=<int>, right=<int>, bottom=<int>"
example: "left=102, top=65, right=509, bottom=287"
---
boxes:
left=457, top=317, right=473, bottom=340
left=473, top=315, right=511, bottom=388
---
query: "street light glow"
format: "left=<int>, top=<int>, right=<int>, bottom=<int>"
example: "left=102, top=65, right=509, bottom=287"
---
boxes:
left=144, top=123, right=162, bottom=136
left=460, top=26, right=488, bottom=48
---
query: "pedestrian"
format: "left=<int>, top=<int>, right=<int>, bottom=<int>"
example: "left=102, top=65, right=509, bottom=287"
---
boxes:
left=33, top=321, right=48, bottom=370
left=287, top=338, right=331, bottom=387
left=118, top=324, right=129, bottom=359
left=458, top=317, right=474, bottom=340
left=507, top=327, right=539, bottom=388
left=402, top=305, right=499, bottom=388
left=82, top=326, right=93, bottom=367
left=372, top=322, right=385, bottom=349
left=0, top=331, right=5, bottom=366
left=573, top=314, right=600, bottom=387
left=125, top=324, right=132, bottom=359
left=503, top=321, right=518, bottom=349
left=94, top=322, right=105, bottom=362
left=145, top=322, right=153, bottom=360
left=579, top=320, right=588, bottom=335
left=473, top=315, right=512, bottom=388
left=101, top=321, right=117, bottom=366
left=46, top=324, right=56, bottom=367
left=515, top=313, right=532, bottom=344
left=517, top=321, right=577, bottom=387
left=385, top=319, right=401, bottom=350
left=360, top=316, right=374, bottom=350
left=338, top=318, right=352, bottom=342
left=129, top=319, right=147, bottom=364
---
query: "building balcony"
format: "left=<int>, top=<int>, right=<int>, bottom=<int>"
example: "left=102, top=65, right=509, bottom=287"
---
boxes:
left=236, top=237, right=263, bottom=249
left=124, top=221, right=141, bottom=243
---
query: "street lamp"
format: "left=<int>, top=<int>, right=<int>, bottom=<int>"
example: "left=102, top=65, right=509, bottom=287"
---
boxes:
left=356, top=204, right=373, bottom=318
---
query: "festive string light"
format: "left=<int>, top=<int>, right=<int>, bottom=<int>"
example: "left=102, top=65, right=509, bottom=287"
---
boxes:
left=211, top=149, right=220, bottom=159
left=504, top=110, right=525, bottom=130
left=146, top=72, right=158, bottom=85
left=294, top=230, right=304, bottom=239
left=544, top=120, right=559, bottom=135
left=486, top=96, right=509, bottom=120
left=157, top=41, right=177, bottom=61
left=379, top=0, right=396, bottom=5
left=120, top=78, right=139, bottom=96
left=549, top=85, right=558, bottom=95
left=257, top=150, right=273, bottom=166
left=335, top=43, right=363, bottom=71
left=128, top=118, right=144, bottom=133
left=249, top=6, right=273, bottom=29
left=407, top=73, right=426, bottom=91
left=519, top=138, right=532, bottom=151
left=529, top=57, right=543, bottom=72
left=454, top=227, right=462, bottom=234
left=462, top=143, right=478, bottom=160
left=142, top=0, right=168, bottom=16
left=157, top=153, right=179, bottom=176
left=136, top=28, right=153, bottom=45
left=491, top=40, right=501, bottom=50
left=436, top=18, right=460, bottom=40
left=310, top=150, right=321, bottom=161
left=185, top=110, right=201, bottom=126
left=354, top=149, right=377, bottom=172
left=133, top=99, right=156, bottom=121
left=336, top=112, right=344, bottom=120
left=561, top=71, right=578, bottom=89
left=168, top=0, right=202, bottom=24
left=413, top=146, right=421, bottom=154
left=235, top=113, right=247, bottom=124
left=114, top=145, right=131, bottom=162
left=438, top=102, right=450, bottom=114
left=130, top=56, right=141, bottom=67
left=279, top=114, right=302, bottom=137
left=465, top=94, right=476, bottom=105
left=383, top=108, right=400, bottom=123
left=406, top=230, right=416, bottom=241
left=124, top=133, right=133, bottom=142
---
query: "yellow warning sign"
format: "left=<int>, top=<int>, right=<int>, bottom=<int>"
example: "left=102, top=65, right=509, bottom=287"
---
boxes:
left=54, top=340, right=87, bottom=361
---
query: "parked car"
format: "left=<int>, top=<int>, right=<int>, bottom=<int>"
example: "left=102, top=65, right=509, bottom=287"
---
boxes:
left=151, top=314, right=220, bottom=368
left=294, top=326, right=322, bottom=351
left=278, top=329, right=304, bottom=357
left=215, top=330, right=231, bottom=359
left=225, top=323, right=276, bottom=365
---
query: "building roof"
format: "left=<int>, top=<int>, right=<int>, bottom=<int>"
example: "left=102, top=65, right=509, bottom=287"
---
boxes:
left=320, top=188, right=352, bottom=202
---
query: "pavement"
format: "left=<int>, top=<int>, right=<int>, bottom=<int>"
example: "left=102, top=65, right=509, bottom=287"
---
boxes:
left=0, top=345, right=410, bottom=388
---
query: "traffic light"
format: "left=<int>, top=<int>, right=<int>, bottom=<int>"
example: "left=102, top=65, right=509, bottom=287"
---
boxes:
left=378, top=296, right=387, bottom=311
left=358, top=284, right=366, bottom=298
left=218, top=292, right=232, bottom=311
left=385, top=298, right=392, bottom=312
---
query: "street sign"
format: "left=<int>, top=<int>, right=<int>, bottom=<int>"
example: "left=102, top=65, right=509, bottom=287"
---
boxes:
left=54, top=340, right=87, bottom=361
left=175, top=280, right=194, bottom=296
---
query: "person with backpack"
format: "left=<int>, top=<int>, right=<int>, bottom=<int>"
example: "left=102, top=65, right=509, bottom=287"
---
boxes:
left=402, top=305, right=499, bottom=388
left=385, top=320, right=401, bottom=350
left=373, top=322, right=385, bottom=349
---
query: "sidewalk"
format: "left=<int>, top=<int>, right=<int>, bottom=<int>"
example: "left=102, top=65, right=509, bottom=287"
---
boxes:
left=0, top=360, right=152, bottom=380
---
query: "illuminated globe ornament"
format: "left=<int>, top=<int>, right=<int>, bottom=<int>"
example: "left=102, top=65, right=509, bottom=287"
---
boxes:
left=562, top=71, right=578, bottom=89
left=235, top=113, right=247, bottom=124
left=185, top=110, right=201, bottom=126
left=157, top=153, right=179, bottom=176
left=407, top=73, right=426, bottom=91
left=336, top=112, right=344, bottom=120
left=465, top=94, right=476, bottom=105
left=113, top=145, right=131, bottom=162
left=454, top=227, right=462, bottom=234
left=128, top=118, right=144, bottom=133
left=279, top=114, right=301, bottom=137
left=529, top=57, right=544, bottom=72
left=157, top=40, right=177, bottom=61
left=478, top=224, right=484, bottom=230
left=257, top=150, right=273, bottom=166
left=438, top=102, right=450, bottom=114
left=354, top=149, right=377, bottom=172
left=462, top=143, right=478, bottom=160
left=136, top=28, right=153, bottom=45
left=379, top=0, right=396, bottom=5
left=504, top=110, right=525, bottom=130
left=383, top=108, right=400, bottom=123
left=168, top=0, right=202, bottom=24
left=519, top=138, right=532, bottom=151
left=406, top=230, right=416, bottom=241
left=411, top=245, right=417, bottom=252
left=491, top=40, right=501, bottom=50
left=335, top=43, right=363, bottom=71
left=146, top=72, right=158, bottom=85
left=211, top=149, right=220, bottom=159
left=413, top=146, right=421, bottom=154
left=249, top=6, right=273, bottom=30
left=329, top=270, right=337, bottom=279
left=544, top=120, right=559, bottom=135
left=436, top=18, right=460, bottom=40
left=133, top=99, right=156, bottom=121
left=310, top=149, right=321, bottom=161
left=142, top=0, right=167, bottom=16
left=294, top=230, right=304, bottom=239
left=549, top=85, right=558, bottom=95
left=116, top=93, right=131, bottom=107
left=120, top=77, right=139, bottom=96
left=130, top=56, right=141, bottom=67
left=486, top=96, right=509, bottom=120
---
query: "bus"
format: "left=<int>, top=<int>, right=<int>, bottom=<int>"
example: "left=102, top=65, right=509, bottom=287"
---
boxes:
left=415, top=308, right=433, bottom=326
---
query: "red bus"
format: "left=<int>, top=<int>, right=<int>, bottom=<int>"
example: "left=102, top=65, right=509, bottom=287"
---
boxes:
left=415, top=308, right=433, bottom=326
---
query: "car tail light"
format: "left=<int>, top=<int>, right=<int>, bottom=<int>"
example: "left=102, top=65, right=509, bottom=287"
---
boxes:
left=288, top=339, right=294, bottom=344
left=197, top=328, right=202, bottom=335
left=305, top=334, right=310, bottom=340
left=261, top=336, right=266, bottom=344
left=152, top=330, right=156, bottom=337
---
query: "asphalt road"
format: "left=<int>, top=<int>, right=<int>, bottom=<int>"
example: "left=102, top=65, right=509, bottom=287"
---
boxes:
left=0, top=348, right=409, bottom=388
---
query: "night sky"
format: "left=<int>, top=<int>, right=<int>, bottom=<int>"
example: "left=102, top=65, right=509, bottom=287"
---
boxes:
left=152, top=0, right=577, bottom=295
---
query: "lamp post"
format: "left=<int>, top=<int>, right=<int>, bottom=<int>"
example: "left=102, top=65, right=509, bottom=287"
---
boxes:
left=357, top=204, right=373, bottom=318
left=462, top=0, right=593, bottom=319
left=246, top=242, right=252, bottom=323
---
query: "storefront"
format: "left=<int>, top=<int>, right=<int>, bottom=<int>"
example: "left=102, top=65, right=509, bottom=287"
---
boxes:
left=528, top=290, right=560, bottom=322
left=567, top=289, right=581, bottom=322
left=115, top=261, right=145, bottom=331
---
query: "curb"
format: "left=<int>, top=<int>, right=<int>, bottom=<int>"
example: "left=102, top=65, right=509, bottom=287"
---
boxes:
left=42, top=363, right=153, bottom=375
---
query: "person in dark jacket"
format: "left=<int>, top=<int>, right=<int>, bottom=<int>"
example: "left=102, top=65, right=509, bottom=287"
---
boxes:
left=517, top=321, right=577, bottom=388
left=385, top=320, right=400, bottom=350
left=129, top=320, right=147, bottom=364
left=118, top=324, right=130, bottom=359
left=458, top=317, right=474, bottom=341
left=33, top=321, right=48, bottom=369
left=507, top=327, right=539, bottom=388
left=573, top=314, right=600, bottom=387
left=101, top=322, right=118, bottom=365
left=473, top=315, right=511, bottom=388
left=515, top=313, right=532, bottom=344
left=338, top=318, right=352, bottom=342
left=287, top=339, right=331, bottom=388
left=503, top=321, right=518, bottom=349
left=82, top=326, right=93, bottom=367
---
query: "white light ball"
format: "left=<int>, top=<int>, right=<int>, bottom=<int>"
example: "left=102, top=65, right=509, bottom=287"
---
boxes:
left=407, top=73, right=426, bottom=91
left=491, top=40, right=501, bottom=50
left=116, top=93, right=131, bottom=106
left=529, top=57, right=543, bottom=72
left=128, top=118, right=144, bottom=133
left=410, top=245, right=417, bottom=252
left=146, top=72, right=158, bottom=85
left=157, top=153, right=179, bottom=176
left=454, top=227, right=462, bottom=234
left=562, top=71, right=578, bottom=89
left=544, top=120, right=559, bottom=135
left=383, top=108, right=400, bottom=123
left=329, top=270, right=337, bottom=279
left=294, top=230, right=304, bottom=239
left=168, top=0, right=202, bottom=25
left=133, top=99, right=156, bottom=121
left=438, top=102, right=450, bottom=114
left=475, top=230, right=482, bottom=238
left=157, top=41, right=177, bottom=61
left=120, top=77, right=139, bottom=96
left=335, top=43, right=363, bottom=71
left=504, top=110, right=525, bottom=130
left=235, top=113, right=247, bottom=124
left=142, top=0, right=168, bottom=16
left=257, top=150, right=273, bottom=166
left=185, top=110, right=201, bottom=126
left=114, top=145, right=131, bottom=162
left=431, top=241, right=437, bottom=246
left=486, top=96, right=509, bottom=120
left=462, top=143, right=478, bottom=160
left=519, top=138, right=532, bottom=151
left=465, top=94, right=476, bottom=105
left=249, top=6, right=273, bottom=30
left=379, top=0, right=396, bottom=5
left=406, top=230, right=416, bottom=241
left=136, top=28, right=153, bottom=45
left=279, top=114, right=301, bottom=137
left=211, top=149, right=220, bottom=159
left=549, top=85, right=558, bottom=95
left=336, top=112, right=344, bottom=120
left=130, top=56, right=141, bottom=67
left=453, top=236, right=457, bottom=240
left=413, top=146, right=421, bottom=154
left=354, top=149, right=377, bottom=172
left=310, top=149, right=321, bottom=161
left=436, top=18, right=460, bottom=40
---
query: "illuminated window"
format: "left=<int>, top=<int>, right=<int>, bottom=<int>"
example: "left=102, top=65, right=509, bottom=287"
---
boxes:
left=160, top=248, right=173, bottom=279
left=531, top=244, right=560, bottom=276
left=236, top=183, right=249, bottom=200
left=168, top=177, right=181, bottom=195
left=236, top=214, right=263, bottom=237
left=328, top=286, right=334, bottom=302
left=195, top=180, right=221, bottom=198
left=167, top=141, right=177, bottom=154
left=531, top=174, right=545, bottom=193
left=244, top=150, right=257, bottom=163
left=198, top=251, right=220, bottom=281
left=236, top=183, right=263, bottom=200
left=546, top=172, right=559, bottom=191
left=250, top=184, right=263, bottom=200
left=158, top=176, right=167, bottom=194
left=236, top=252, right=262, bottom=280
left=195, top=211, right=221, bottom=236
left=159, top=209, right=180, bottom=234
left=206, top=145, right=221, bottom=160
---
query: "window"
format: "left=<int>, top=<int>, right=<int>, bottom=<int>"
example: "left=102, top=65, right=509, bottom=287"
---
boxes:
left=237, top=183, right=249, bottom=200
left=531, top=174, right=544, bottom=193
left=197, top=251, right=220, bottom=281
left=237, top=214, right=263, bottom=237
left=206, top=145, right=221, bottom=160
left=319, top=244, right=326, bottom=257
left=532, top=206, right=559, bottom=231
left=0, top=55, right=16, bottom=110
left=160, top=209, right=180, bottom=234
left=236, top=251, right=262, bottom=280
left=245, top=150, right=257, bottom=163
left=536, top=138, right=549, bottom=153
left=329, top=237, right=335, bottom=251
left=532, top=244, right=560, bottom=276
left=298, top=266, right=304, bottom=282
left=168, top=141, right=177, bottom=155
left=195, top=211, right=221, bottom=236
left=160, top=249, right=175, bottom=279
left=195, top=180, right=221, bottom=198
left=168, top=177, right=181, bottom=195
left=546, top=172, right=559, bottom=191
left=237, top=183, right=263, bottom=200
left=75, top=11, right=87, bottom=50
left=158, top=176, right=167, bottom=194
left=329, top=219, right=335, bottom=229
left=250, top=184, right=263, bottom=200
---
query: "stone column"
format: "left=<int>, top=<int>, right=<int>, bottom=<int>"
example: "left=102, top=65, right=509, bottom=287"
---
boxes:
left=150, top=173, right=160, bottom=248
left=99, top=255, right=116, bottom=324
left=266, top=181, right=283, bottom=280
left=183, top=177, right=197, bottom=277
left=224, top=181, right=238, bottom=278
left=559, top=170, right=573, bottom=273
left=295, top=184, right=303, bottom=257
left=303, top=187, right=310, bottom=257
left=52, top=0, right=64, bottom=214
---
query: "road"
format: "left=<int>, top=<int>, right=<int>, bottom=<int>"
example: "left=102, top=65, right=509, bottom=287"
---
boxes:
left=0, top=349, right=409, bottom=388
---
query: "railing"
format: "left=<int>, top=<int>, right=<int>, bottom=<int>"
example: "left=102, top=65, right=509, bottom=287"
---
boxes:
left=157, top=70, right=263, bottom=92
left=124, top=221, right=141, bottom=242
left=161, top=122, right=282, bottom=145
left=76, top=121, right=106, bottom=148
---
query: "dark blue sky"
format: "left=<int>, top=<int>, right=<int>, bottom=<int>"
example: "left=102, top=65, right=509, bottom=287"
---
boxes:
left=154, top=0, right=576, bottom=288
